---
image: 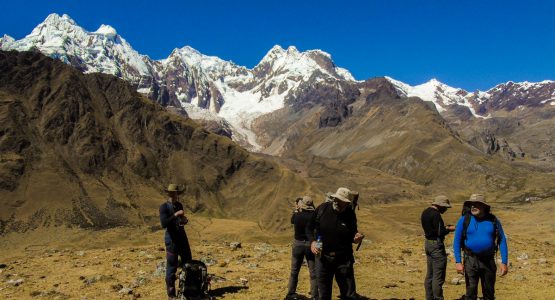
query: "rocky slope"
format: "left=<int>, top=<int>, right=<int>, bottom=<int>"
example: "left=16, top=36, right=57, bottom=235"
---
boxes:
left=0, top=50, right=318, bottom=234
left=255, top=77, right=555, bottom=205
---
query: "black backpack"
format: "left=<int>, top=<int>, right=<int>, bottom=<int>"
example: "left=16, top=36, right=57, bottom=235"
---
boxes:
left=461, top=203, right=501, bottom=254
left=177, top=260, right=211, bottom=300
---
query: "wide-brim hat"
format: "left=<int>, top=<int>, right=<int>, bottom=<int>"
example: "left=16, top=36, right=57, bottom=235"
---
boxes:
left=165, top=183, right=184, bottom=194
left=464, top=193, right=489, bottom=208
left=431, top=195, right=451, bottom=208
left=298, top=196, right=315, bottom=211
left=331, top=187, right=351, bottom=203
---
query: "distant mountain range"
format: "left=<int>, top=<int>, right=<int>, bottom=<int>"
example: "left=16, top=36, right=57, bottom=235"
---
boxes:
left=3, top=13, right=554, bottom=152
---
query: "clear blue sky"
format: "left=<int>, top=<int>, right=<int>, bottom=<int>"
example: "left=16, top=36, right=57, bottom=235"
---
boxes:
left=2, top=0, right=554, bottom=91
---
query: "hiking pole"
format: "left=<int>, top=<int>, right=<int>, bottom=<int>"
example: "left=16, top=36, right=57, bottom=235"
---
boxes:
left=355, top=236, right=364, bottom=251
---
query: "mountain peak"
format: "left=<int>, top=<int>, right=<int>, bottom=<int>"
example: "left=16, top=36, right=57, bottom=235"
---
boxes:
left=95, top=24, right=117, bottom=38
left=0, top=34, right=15, bottom=49
left=28, top=12, right=85, bottom=40
left=42, top=13, right=77, bottom=27
left=286, top=45, right=299, bottom=54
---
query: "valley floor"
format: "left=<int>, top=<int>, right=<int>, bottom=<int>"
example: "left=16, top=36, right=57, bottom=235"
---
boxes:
left=1, top=200, right=554, bottom=299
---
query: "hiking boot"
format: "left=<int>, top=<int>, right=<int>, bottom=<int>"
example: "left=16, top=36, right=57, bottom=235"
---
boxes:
left=284, top=293, right=299, bottom=300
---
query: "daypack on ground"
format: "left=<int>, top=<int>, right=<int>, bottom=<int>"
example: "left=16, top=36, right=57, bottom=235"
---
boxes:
left=177, top=260, right=211, bottom=300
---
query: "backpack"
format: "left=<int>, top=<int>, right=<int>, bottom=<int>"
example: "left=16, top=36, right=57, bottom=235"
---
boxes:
left=460, top=203, right=501, bottom=254
left=177, top=260, right=211, bottom=300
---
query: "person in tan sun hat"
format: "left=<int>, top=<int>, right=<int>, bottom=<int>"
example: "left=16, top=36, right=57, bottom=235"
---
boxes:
left=421, top=195, right=456, bottom=300
left=159, top=184, right=192, bottom=300
left=453, top=193, right=509, bottom=300
left=306, top=187, right=364, bottom=300
left=286, top=196, right=318, bottom=300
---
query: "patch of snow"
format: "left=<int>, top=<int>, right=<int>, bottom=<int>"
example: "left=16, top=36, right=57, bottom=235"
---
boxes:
left=137, top=88, right=151, bottom=94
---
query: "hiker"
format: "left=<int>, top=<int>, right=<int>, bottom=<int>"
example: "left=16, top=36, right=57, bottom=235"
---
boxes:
left=421, top=195, right=456, bottom=300
left=453, top=194, right=509, bottom=300
left=159, top=183, right=193, bottom=300
left=286, top=196, right=319, bottom=300
left=307, top=187, right=364, bottom=300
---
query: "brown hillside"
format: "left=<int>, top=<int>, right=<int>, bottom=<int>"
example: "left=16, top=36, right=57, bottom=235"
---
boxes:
left=254, top=78, right=555, bottom=203
left=0, top=50, right=318, bottom=234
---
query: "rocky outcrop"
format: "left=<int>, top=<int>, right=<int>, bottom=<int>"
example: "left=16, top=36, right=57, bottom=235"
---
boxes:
left=0, top=50, right=316, bottom=233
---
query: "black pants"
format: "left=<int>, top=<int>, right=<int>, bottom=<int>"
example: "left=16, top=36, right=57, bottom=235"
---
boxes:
left=316, top=252, right=355, bottom=300
left=287, top=240, right=318, bottom=299
left=463, top=253, right=496, bottom=300
left=165, top=232, right=192, bottom=297
left=424, top=240, right=447, bottom=300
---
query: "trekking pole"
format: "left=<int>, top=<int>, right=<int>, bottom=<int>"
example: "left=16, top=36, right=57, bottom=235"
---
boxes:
left=356, top=237, right=364, bottom=251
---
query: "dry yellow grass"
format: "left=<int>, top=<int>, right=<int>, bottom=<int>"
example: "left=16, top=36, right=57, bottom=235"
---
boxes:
left=1, top=199, right=554, bottom=299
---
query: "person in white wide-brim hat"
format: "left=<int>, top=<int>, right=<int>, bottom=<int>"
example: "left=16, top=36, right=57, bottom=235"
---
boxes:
left=306, top=187, right=364, bottom=300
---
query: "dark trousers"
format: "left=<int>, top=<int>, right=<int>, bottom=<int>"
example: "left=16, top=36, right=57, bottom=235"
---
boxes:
left=463, top=253, right=496, bottom=300
left=424, top=240, right=447, bottom=300
left=316, top=252, right=355, bottom=300
left=287, top=240, right=318, bottom=298
left=165, top=232, right=192, bottom=297
left=342, top=255, right=357, bottom=299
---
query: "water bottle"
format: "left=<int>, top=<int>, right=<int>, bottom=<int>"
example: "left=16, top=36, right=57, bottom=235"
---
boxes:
left=315, top=235, right=323, bottom=257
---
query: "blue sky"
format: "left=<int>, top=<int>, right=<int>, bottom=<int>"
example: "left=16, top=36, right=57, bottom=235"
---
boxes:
left=1, top=0, right=554, bottom=91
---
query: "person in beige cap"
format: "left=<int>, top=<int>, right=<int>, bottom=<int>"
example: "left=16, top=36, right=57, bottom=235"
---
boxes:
left=421, top=195, right=456, bottom=300
left=159, top=184, right=192, bottom=300
left=286, top=196, right=318, bottom=300
left=453, top=194, right=508, bottom=300
left=306, top=187, right=364, bottom=300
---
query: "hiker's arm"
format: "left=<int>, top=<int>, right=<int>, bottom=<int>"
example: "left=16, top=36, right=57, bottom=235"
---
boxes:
left=497, top=219, right=509, bottom=266
left=453, top=217, right=465, bottom=263
left=159, top=205, right=176, bottom=229
left=435, top=212, right=450, bottom=237
left=306, top=209, right=320, bottom=255
left=305, top=209, right=318, bottom=243
left=348, top=209, right=360, bottom=243
left=291, top=213, right=295, bottom=225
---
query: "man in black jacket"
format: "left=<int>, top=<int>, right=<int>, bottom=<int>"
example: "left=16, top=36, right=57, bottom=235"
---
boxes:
left=159, top=184, right=192, bottom=300
left=307, top=187, right=364, bottom=300
left=286, top=196, right=318, bottom=300
left=421, top=195, right=456, bottom=300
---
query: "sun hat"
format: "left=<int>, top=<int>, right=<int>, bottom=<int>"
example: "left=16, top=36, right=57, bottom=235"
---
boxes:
left=431, top=195, right=452, bottom=208
left=298, top=196, right=315, bottom=211
left=331, top=187, right=351, bottom=203
left=464, top=193, right=490, bottom=208
left=165, top=183, right=184, bottom=194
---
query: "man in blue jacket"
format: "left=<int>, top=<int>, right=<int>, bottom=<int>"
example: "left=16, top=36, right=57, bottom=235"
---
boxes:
left=453, top=194, right=508, bottom=300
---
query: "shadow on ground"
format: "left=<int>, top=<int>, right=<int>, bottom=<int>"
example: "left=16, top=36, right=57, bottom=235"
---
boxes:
left=210, top=286, right=248, bottom=297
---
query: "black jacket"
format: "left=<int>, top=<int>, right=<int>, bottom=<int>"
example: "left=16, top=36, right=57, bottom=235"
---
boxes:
left=306, top=202, right=357, bottom=254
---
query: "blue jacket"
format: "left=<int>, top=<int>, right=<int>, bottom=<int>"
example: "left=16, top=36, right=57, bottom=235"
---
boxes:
left=453, top=214, right=508, bottom=264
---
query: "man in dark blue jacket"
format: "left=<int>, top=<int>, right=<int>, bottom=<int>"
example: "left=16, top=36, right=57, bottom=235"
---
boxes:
left=159, top=184, right=192, bottom=300
left=453, top=194, right=508, bottom=300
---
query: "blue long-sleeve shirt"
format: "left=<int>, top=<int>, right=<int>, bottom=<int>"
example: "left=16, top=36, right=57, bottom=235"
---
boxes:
left=453, top=215, right=508, bottom=264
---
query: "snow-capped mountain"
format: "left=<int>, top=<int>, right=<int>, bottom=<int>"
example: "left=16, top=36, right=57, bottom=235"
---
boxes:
left=3, top=14, right=151, bottom=78
left=1, top=13, right=354, bottom=150
left=3, top=13, right=554, bottom=151
left=386, top=77, right=555, bottom=118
